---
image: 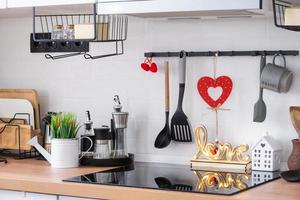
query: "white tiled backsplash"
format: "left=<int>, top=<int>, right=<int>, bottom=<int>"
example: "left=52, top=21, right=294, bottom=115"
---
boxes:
left=0, top=16, right=299, bottom=164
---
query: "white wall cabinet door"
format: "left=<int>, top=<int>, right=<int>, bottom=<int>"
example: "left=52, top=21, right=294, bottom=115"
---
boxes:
left=0, top=189, right=25, bottom=200
left=25, top=192, right=57, bottom=200
left=97, top=0, right=261, bottom=15
left=7, top=0, right=97, bottom=8
left=0, top=0, right=6, bottom=9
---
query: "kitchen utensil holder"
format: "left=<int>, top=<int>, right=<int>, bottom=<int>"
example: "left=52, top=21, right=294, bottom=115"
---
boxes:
left=145, top=50, right=299, bottom=58
left=273, top=0, right=300, bottom=32
left=32, top=4, right=128, bottom=60
left=0, top=113, right=39, bottom=159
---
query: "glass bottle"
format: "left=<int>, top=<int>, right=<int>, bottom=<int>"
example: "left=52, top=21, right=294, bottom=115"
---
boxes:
left=51, top=25, right=63, bottom=40
left=65, top=24, right=75, bottom=40
left=111, top=95, right=129, bottom=159
left=112, top=112, right=129, bottom=158
left=80, top=111, right=94, bottom=158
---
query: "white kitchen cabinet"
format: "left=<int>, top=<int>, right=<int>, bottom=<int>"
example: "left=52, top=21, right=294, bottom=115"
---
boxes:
left=24, top=192, right=57, bottom=200
left=0, top=0, right=6, bottom=9
left=97, top=0, right=268, bottom=17
left=0, top=189, right=25, bottom=200
left=7, top=0, right=96, bottom=8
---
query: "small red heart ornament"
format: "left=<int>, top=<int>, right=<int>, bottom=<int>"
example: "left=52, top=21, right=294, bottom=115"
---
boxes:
left=197, top=76, right=233, bottom=108
left=141, top=63, right=150, bottom=71
left=149, top=63, right=158, bottom=73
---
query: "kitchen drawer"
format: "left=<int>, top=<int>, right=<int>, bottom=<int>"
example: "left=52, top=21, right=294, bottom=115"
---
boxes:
left=0, top=190, right=25, bottom=200
left=59, top=196, right=101, bottom=200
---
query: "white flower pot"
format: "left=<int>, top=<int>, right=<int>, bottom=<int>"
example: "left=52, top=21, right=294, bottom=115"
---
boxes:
left=51, top=138, right=79, bottom=168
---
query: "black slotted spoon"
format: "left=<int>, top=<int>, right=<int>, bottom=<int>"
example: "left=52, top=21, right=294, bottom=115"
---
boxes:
left=170, top=51, right=193, bottom=142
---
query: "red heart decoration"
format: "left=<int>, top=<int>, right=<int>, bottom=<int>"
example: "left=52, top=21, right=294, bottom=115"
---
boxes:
left=197, top=76, right=233, bottom=108
left=149, top=63, right=158, bottom=73
left=141, top=63, right=150, bottom=71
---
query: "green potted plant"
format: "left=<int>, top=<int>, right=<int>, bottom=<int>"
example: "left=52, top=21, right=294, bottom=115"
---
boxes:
left=50, top=113, right=81, bottom=168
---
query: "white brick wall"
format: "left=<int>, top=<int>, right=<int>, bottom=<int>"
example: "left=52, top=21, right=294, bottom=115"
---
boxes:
left=0, top=16, right=299, bottom=164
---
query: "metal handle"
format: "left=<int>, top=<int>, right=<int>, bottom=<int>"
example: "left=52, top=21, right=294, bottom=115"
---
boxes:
left=179, top=51, right=186, bottom=84
left=79, top=136, right=93, bottom=160
left=273, top=53, right=287, bottom=68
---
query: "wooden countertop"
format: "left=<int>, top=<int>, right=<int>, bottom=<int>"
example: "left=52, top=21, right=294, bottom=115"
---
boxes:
left=0, top=158, right=299, bottom=200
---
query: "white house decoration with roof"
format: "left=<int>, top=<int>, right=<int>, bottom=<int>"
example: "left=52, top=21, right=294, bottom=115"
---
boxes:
left=252, top=135, right=282, bottom=171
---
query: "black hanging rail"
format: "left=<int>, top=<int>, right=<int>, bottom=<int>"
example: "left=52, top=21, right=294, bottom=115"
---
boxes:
left=144, top=50, right=299, bottom=58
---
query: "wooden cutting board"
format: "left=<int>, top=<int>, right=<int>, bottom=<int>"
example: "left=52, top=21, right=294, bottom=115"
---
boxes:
left=0, top=89, right=40, bottom=130
left=0, top=124, right=33, bottom=150
left=0, top=99, right=35, bottom=129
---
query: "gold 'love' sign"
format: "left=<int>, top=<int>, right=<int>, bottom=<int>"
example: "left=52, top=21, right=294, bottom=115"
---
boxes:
left=193, top=125, right=250, bottom=163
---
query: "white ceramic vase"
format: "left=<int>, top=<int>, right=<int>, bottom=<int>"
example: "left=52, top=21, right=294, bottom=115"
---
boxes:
left=51, top=138, right=79, bottom=168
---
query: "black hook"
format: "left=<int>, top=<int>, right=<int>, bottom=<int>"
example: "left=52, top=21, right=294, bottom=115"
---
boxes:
left=215, top=51, right=219, bottom=57
left=179, top=50, right=185, bottom=58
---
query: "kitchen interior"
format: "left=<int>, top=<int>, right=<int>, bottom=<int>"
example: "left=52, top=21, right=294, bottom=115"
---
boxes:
left=0, top=0, right=300, bottom=199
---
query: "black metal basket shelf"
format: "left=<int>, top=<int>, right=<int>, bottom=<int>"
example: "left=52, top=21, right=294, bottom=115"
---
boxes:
left=31, top=4, right=128, bottom=60
left=273, top=0, right=300, bottom=31
left=0, top=113, right=39, bottom=160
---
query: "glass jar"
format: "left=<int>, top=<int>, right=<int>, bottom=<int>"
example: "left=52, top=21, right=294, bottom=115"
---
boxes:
left=93, top=127, right=112, bottom=159
left=51, top=25, right=63, bottom=40
left=64, top=24, right=75, bottom=40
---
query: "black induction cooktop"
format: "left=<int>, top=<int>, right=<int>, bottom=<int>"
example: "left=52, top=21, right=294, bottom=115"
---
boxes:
left=63, top=162, right=280, bottom=196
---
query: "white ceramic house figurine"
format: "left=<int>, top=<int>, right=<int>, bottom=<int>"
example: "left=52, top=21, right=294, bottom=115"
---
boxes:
left=252, top=135, right=282, bottom=171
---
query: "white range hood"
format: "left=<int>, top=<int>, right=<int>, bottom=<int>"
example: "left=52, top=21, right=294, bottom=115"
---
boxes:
left=97, top=0, right=272, bottom=18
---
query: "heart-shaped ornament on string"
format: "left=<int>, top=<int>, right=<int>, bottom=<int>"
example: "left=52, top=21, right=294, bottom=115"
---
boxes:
left=197, top=76, right=233, bottom=108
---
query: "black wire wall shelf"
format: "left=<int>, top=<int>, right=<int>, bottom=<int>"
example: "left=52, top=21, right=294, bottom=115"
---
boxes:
left=31, top=4, right=128, bottom=60
left=273, top=0, right=300, bottom=32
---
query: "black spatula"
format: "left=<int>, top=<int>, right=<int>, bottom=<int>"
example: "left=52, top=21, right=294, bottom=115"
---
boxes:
left=170, top=51, right=193, bottom=142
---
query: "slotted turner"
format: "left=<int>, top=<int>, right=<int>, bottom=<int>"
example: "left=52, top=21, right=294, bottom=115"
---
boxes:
left=170, top=51, right=193, bottom=142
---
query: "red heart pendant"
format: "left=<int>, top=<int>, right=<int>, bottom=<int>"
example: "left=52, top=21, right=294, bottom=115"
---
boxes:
left=149, top=63, right=158, bottom=73
left=197, top=76, right=233, bottom=108
left=141, top=63, right=150, bottom=71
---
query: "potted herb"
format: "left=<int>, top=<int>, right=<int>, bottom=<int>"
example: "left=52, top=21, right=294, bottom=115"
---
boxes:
left=50, top=113, right=81, bottom=168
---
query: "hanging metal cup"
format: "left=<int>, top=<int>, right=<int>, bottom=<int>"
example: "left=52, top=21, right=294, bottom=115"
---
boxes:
left=260, top=54, right=293, bottom=93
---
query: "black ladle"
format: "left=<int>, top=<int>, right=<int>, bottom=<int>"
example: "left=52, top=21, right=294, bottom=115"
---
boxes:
left=155, top=62, right=171, bottom=148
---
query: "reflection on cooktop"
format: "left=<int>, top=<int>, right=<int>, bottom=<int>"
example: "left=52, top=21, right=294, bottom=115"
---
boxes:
left=63, top=162, right=281, bottom=195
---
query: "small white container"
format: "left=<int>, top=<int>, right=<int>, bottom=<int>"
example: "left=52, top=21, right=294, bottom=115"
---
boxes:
left=51, top=138, right=79, bottom=168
